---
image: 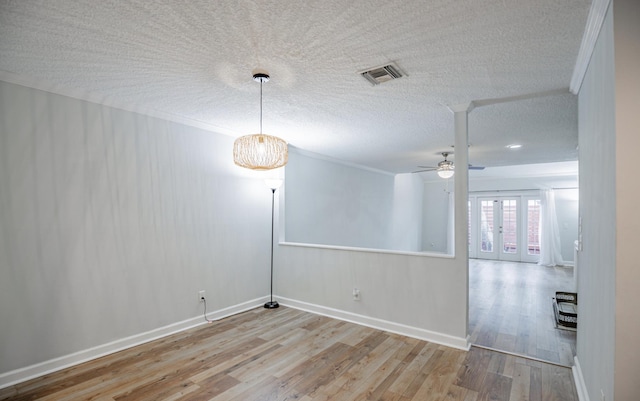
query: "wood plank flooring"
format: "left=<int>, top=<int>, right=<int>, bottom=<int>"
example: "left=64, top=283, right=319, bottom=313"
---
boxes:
left=1, top=307, right=578, bottom=400
left=469, top=259, right=577, bottom=366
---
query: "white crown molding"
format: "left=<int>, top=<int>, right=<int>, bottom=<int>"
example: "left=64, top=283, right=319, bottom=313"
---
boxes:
left=0, top=70, right=236, bottom=137
left=288, top=146, right=395, bottom=176
left=447, top=102, right=474, bottom=114
left=0, top=297, right=268, bottom=390
left=570, top=0, right=612, bottom=94
left=472, top=88, right=571, bottom=109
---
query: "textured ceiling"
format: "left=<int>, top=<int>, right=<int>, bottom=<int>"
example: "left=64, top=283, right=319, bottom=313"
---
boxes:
left=0, top=0, right=591, bottom=174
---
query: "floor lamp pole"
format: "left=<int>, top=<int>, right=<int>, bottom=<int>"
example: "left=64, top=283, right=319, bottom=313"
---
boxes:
left=264, top=187, right=279, bottom=309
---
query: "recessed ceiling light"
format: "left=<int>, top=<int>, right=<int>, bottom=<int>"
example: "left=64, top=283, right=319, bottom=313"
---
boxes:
left=506, top=144, right=522, bottom=149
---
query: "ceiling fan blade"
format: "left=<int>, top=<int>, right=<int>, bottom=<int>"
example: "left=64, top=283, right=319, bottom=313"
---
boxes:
left=417, top=165, right=437, bottom=169
left=412, top=168, right=436, bottom=173
left=469, top=165, right=485, bottom=170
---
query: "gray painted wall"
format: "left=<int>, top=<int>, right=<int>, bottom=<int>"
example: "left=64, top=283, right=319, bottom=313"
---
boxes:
left=388, top=173, right=424, bottom=252
left=0, top=81, right=271, bottom=375
left=578, top=1, right=640, bottom=399
left=576, top=5, right=616, bottom=400
left=421, top=182, right=450, bottom=253
left=284, top=151, right=427, bottom=252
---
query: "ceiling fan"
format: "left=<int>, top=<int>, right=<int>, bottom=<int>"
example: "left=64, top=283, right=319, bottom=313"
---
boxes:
left=413, top=152, right=485, bottom=179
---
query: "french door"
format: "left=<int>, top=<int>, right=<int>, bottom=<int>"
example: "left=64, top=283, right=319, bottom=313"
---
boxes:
left=469, top=194, right=540, bottom=263
left=476, top=197, right=520, bottom=261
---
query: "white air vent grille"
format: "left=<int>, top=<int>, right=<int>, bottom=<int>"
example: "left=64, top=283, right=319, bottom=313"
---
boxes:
left=360, top=63, right=404, bottom=85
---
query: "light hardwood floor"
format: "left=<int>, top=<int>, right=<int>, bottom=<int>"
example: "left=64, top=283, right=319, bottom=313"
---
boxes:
left=469, top=259, right=577, bottom=366
left=1, top=307, right=578, bottom=400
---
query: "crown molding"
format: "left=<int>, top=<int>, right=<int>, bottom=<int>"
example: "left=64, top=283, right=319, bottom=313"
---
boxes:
left=288, top=146, right=395, bottom=176
left=570, top=0, right=612, bottom=94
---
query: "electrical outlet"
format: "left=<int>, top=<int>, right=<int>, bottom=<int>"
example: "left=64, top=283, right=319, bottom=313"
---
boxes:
left=198, top=290, right=206, bottom=302
left=353, top=288, right=360, bottom=301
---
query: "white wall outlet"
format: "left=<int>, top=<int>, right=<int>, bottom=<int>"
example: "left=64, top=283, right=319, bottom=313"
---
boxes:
left=352, top=288, right=360, bottom=301
left=198, top=290, right=206, bottom=302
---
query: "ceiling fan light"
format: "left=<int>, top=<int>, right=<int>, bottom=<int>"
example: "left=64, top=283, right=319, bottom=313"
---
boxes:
left=437, top=169, right=454, bottom=179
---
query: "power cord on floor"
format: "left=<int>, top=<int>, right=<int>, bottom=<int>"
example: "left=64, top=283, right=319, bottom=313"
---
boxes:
left=202, top=297, right=214, bottom=324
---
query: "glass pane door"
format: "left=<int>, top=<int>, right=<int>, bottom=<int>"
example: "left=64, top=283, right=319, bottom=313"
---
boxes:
left=501, top=199, right=518, bottom=255
left=478, top=199, right=497, bottom=259
left=521, top=198, right=541, bottom=263
left=498, top=199, right=520, bottom=261
left=476, top=197, right=520, bottom=261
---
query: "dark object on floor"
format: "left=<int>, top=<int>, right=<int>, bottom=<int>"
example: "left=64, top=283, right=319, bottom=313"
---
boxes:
left=553, top=291, right=578, bottom=330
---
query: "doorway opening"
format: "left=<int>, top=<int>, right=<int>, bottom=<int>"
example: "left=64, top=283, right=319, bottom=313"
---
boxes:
left=468, top=259, right=576, bottom=366
left=467, top=190, right=577, bottom=366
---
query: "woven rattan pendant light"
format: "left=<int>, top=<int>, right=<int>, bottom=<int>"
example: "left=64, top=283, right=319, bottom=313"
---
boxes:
left=233, top=72, right=288, bottom=170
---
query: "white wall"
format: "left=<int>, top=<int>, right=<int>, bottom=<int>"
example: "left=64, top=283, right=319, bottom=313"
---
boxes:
left=0, top=81, right=272, bottom=380
left=576, top=4, right=616, bottom=400
left=285, top=150, right=426, bottom=251
left=276, top=244, right=467, bottom=347
left=421, top=182, right=450, bottom=253
left=388, top=173, right=424, bottom=252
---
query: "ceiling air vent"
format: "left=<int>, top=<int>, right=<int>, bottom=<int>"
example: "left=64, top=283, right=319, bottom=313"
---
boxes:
left=360, top=63, right=404, bottom=85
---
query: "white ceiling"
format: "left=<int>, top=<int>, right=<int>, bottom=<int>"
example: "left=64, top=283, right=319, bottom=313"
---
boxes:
left=0, top=0, right=591, bottom=174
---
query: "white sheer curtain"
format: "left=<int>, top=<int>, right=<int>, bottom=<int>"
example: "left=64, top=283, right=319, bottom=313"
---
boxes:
left=538, top=189, right=564, bottom=266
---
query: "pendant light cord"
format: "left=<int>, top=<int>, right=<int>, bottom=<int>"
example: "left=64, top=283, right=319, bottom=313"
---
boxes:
left=260, top=78, right=263, bottom=134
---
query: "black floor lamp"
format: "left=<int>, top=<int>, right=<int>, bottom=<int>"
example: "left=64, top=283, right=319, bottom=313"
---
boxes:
left=264, top=179, right=282, bottom=309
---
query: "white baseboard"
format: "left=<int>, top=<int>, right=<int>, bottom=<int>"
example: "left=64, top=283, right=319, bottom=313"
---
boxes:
left=572, top=356, right=590, bottom=401
left=0, top=297, right=268, bottom=390
left=278, top=297, right=471, bottom=351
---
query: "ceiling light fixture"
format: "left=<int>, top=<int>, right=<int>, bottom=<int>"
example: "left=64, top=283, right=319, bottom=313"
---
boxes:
left=436, top=153, right=455, bottom=179
left=437, top=169, right=455, bottom=179
left=506, top=144, right=522, bottom=149
left=437, top=164, right=455, bottom=179
left=413, top=151, right=484, bottom=177
left=233, top=72, right=288, bottom=170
